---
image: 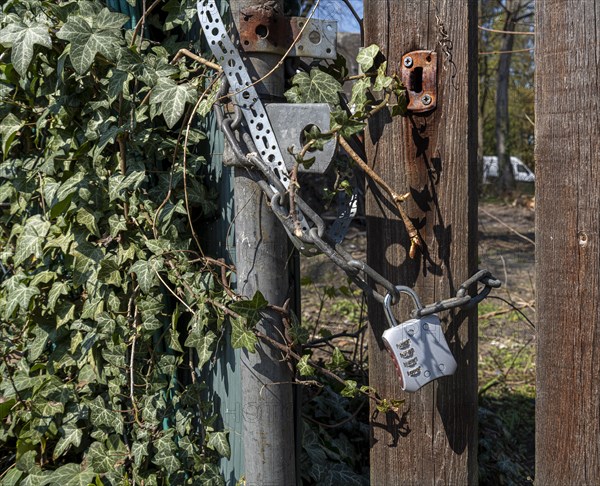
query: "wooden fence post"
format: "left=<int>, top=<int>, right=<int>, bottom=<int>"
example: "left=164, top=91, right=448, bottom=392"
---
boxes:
left=535, top=1, right=600, bottom=483
left=364, top=1, right=479, bottom=483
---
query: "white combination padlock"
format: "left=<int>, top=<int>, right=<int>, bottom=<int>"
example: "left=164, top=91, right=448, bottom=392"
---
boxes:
left=382, top=286, right=457, bottom=392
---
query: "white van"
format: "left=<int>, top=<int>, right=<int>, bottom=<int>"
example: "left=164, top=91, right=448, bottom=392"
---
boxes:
left=482, top=156, right=535, bottom=183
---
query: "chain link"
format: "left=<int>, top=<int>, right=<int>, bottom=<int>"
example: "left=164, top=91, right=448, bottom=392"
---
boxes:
left=200, top=0, right=500, bottom=313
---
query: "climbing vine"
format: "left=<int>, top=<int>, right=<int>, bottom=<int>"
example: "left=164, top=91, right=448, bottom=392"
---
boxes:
left=0, top=0, right=413, bottom=484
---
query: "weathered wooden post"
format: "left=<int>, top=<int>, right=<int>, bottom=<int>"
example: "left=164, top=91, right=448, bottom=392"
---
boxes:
left=535, top=1, right=600, bottom=483
left=364, top=1, right=479, bottom=483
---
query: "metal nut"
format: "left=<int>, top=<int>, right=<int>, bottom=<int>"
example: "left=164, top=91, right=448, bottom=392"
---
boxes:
left=422, top=94, right=432, bottom=105
left=403, top=56, right=413, bottom=68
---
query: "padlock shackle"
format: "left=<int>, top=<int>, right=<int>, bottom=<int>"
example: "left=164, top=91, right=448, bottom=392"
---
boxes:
left=383, top=286, right=424, bottom=328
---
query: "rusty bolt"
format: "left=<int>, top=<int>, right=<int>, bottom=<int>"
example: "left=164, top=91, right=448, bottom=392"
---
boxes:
left=422, top=94, right=432, bottom=105
left=403, top=56, right=413, bottom=68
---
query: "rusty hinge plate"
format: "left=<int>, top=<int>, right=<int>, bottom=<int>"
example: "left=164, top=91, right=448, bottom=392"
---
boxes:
left=400, top=50, right=437, bottom=113
left=239, top=7, right=336, bottom=59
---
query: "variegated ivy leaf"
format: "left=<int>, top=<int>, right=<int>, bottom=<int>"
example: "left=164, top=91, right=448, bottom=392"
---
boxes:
left=349, top=77, right=371, bottom=114
left=185, top=328, right=216, bottom=368
left=230, top=317, right=258, bottom=353
left=14, top=215, right=50, bottom=265
left=53, top=424, right=83, bottom=460
left=130, top=257, right=164, bottom=293
left=356, top=44, right=380, bottom=73
left=19, top=467, right=51, bottom=486
left=373, top=61, right=394, bottom=92
left=328, top=347, right=348, bottom=370
left=0, top=113, right=24, bottom=156
left=199, top=464, right=225, bottom=486
left=207, top=431, right=231, bottom=459
left=0, top=22, right=52, bottom=76
left=297, top=354, right=315, bottom=376
left=150, top=77, right=197, bottom=129
left=57, top=10, right=127, bottom=74
left=285, top=69, right=342, bottom=107
left=48, top=463, right=96, bottom=486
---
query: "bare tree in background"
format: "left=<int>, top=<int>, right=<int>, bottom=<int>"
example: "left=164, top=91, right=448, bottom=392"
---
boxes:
left=495, top=0, right=533, bottom=192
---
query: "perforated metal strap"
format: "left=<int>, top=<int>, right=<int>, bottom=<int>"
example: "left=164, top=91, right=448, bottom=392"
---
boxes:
left=198, top=1, right=313, bottom=231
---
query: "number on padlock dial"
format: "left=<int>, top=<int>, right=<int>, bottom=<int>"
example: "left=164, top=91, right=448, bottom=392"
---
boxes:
left=382, top=314, right=457, bottom=392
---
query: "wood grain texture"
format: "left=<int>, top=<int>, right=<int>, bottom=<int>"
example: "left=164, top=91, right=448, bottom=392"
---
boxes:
left=535, top=1, right=600, bottom=483
left=364, top=1, right=478, bottom=484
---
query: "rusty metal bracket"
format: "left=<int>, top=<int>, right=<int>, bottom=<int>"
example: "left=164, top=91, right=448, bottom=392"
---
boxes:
left=238, top=6, right=336, bottom=59
left=400, top=50, right=437, bottom=113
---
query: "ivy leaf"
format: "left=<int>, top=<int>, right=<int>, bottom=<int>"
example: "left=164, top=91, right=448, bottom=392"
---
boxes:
left=1, top=468, right=23, bottom=486
left=207, top=431, right=230, bottom=459
left=349, top=77, right=371, bottom=114
left=145, top=238, right=171, bottom=255
left=14, top=215, right=50, bottom=266
left=19, top=467, right=51, bottom=486
left=94, top=8, right=130, bottom=30
left=5, top=283, right=39, bottom=317
left=297, top=354, right=315, bottom=376
left=86, top=441, right=115, bottom=474
left=150, top=78, right=196, bottom=129
left=185, top=329, right=216, bottom=368
left=230, top=317, right=258, bottom=353
left=340, top=379, right=358, bottom=398
left=57, top=15, right=123, bottom=74
left=373, top=61, right=393, bottom=92
left=48, top=281, right=69, bottom=312
left=285, top=69, right=342, bottom=106
left=0, top=22, right=52, bottom=76
left=130, top=257, right=164, bottom=293
left=323, top=463, right=367, bottom=486
left=53, top=424, right=83, bottom=460
left=132, top=441, right=148, bottom=466
left=0, top=113, right=24, bottom=156
left=29, top=326, right=50, bottom=361
left=303, top=425, right=327, bottom=464
left=199, top=464, right=225, bottom=486
left=153, top=445, right=181, bottom=474
left=331, top=109, right=365, bottom=139
left=87, top=396, right=123, bottom=434
left=76, top=208, right=100, bottom=237
left=328, top=347, right=348, bottom=371
left=48, top=463, right=96, bottom=486
left=229, top=290, right=268, bottom=319
left=356, top=44, right=380, bottom=73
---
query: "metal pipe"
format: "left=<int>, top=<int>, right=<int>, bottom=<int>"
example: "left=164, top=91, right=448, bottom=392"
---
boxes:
left=229, top=1, right=297, bottom=484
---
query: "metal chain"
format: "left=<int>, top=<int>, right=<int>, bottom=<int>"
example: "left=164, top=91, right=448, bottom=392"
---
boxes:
left=199, top=0, right=501, bottom=311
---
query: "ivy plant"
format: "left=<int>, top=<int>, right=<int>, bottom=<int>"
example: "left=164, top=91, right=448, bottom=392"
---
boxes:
left=0, top=0, right=237, bottom=483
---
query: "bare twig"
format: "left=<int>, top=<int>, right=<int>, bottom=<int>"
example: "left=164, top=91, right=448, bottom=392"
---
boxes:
left=480, top=207, right=535, bottom=246
left=340, top=0, right=363, bottom=44
left=304, top=327, right=366, bottom=348
left=130, top=0, right=162, bottom=47
left=171, top=48, right=222, bottom=72
left=337, top=136, right=422, bottom=258
left=486, top=295, right=536, bottom=329
left=478, top=25, right=535, bottom=35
